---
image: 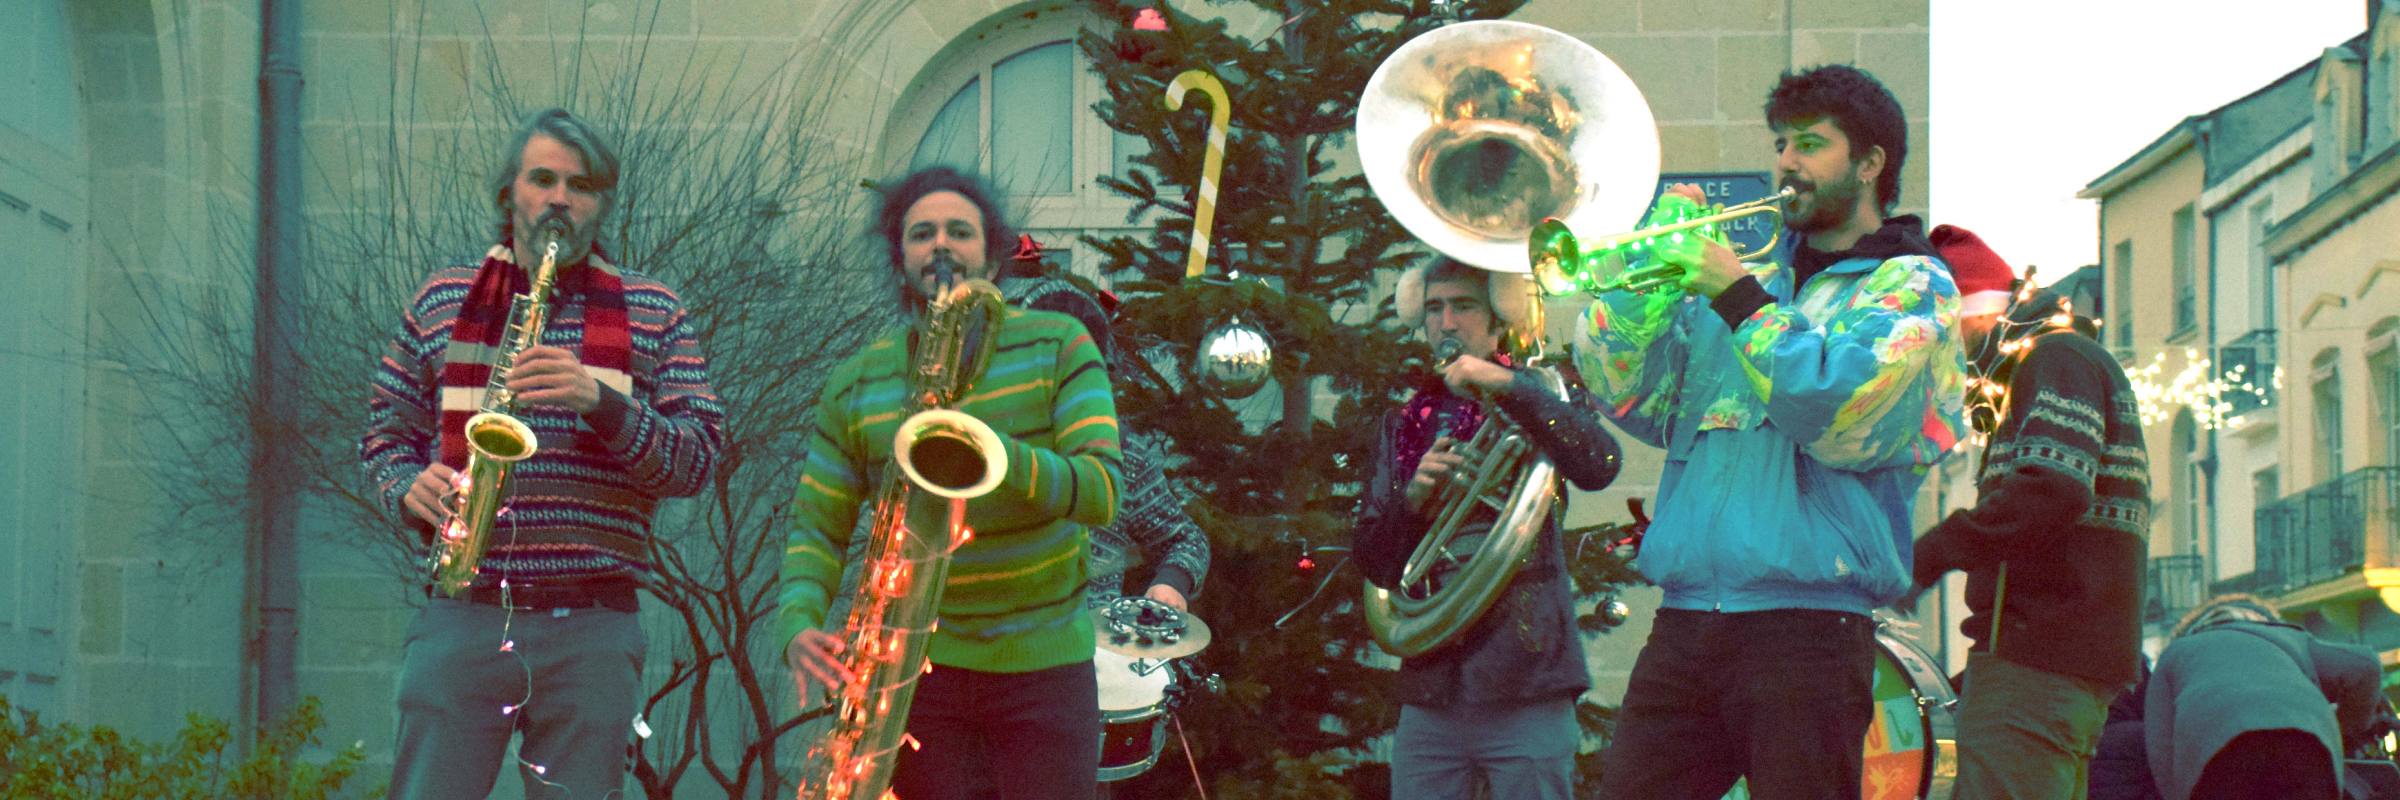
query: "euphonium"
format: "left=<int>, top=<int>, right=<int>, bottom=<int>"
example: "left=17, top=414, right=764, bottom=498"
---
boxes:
left=1354, top=20, right=1658, bottom=656
left=428, top=221, right=571, bottom=596
left=1362, top=339, right=1569, bottom=657
left=799, top=278, right=1010, bottom=800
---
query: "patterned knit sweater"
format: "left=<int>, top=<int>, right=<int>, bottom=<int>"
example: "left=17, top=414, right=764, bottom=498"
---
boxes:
left=360, top=260, right=725, bottom=584
left=1087, top=428, right=1210, bottom=604
left=1914, top=331, right=2151, bottom=685
left=777, top=307, right=1121, bottom=673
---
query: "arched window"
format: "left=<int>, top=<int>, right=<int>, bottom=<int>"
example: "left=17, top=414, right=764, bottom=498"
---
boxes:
left=882, top=4, right=1152, bottom=284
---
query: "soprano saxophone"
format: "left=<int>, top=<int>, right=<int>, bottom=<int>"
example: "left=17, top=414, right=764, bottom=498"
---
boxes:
left=800, top=278, right=1010, bottom=800
left=428, top=222, right=571, bottom=596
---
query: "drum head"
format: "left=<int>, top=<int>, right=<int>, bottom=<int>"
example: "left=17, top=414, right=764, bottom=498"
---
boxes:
left=1094, top=649, right=1172, bottom=714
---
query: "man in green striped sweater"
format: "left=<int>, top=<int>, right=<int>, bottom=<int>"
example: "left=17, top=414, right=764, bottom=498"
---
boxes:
left=778, top=167, right=1121, bottom=800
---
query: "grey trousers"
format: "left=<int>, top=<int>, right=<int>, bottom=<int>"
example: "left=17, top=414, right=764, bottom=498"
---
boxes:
left=1392, top=697, right=1580, bottom=800
left=1953, top=653, right=2116, bottom=800
left=388, top=597, right=646, bottom=800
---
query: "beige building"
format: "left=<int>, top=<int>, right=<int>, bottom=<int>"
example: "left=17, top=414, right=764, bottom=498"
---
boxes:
left=2065, top=7, right=2400, bottom=669
left=0, top=0, right=1926, bottom=794
left=2250, top=10, right=2400, bottom=653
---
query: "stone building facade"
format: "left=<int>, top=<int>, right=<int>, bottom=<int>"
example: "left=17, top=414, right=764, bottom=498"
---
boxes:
left=0, top=0, right=1926, bottom=793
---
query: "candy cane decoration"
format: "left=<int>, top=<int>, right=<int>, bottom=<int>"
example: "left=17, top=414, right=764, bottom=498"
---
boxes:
left=1165, top=70, right=1229, bottom=280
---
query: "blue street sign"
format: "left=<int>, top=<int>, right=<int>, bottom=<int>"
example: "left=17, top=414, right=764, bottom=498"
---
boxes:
left=1650, top=172, right=1777, bottom=259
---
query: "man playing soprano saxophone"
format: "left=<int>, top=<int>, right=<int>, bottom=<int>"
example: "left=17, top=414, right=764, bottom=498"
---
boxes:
left=778, top=166, right=1122, bottom=800
left=360, top=108, right=725, bottom=800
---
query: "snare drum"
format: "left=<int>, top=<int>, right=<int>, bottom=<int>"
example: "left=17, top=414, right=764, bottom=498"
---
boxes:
left=1719, top=628, right=1958, bottom=800
left=1863, top=629, right=1957, bottom=800
left=1095, top=648, right=1172, bottom=782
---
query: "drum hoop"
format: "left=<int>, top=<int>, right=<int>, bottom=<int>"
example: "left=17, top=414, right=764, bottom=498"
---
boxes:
left=1102, top=705, right=1167, bottom=725
left=1096, top=716, right=1168, bottom=783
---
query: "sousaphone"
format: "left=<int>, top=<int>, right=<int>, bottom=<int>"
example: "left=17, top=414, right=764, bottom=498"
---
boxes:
left=1355, top=20, right=1659, bottom=657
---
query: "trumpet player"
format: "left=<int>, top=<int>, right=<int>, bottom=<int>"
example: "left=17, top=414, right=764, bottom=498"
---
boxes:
left=359, top=108, right=725, bottom=800
left=778, top=166, right=1121, bottom=800
left=1578, top=65, right=1966, bottom=800
left=1354, top=256, right=1622, bottom=800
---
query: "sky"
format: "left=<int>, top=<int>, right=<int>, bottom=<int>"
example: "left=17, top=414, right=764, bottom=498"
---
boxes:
left=1930, top=0, right=2367, bottom=282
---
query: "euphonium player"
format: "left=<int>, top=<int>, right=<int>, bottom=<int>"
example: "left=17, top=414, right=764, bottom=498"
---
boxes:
left=777, top=166, right=1121, bottom=800
left=359, top=108, right=725, bottom=800
left=1579, top=65, right=1965, bottom=800
left=1354, top=256, right=1621, bottom=800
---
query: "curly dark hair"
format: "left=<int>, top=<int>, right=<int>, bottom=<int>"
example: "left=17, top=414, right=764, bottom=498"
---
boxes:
left=871, top=166, right=1017, bottom=311
left=1765, top=65, right=1909, bottom=213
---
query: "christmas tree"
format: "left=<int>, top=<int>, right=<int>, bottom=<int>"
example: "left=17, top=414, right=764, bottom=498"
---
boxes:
left=1077, top=1, right=1645, bottom=796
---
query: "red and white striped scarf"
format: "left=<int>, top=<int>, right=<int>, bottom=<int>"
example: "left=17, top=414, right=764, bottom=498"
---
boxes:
left=437, top=243, right=634, bottom=468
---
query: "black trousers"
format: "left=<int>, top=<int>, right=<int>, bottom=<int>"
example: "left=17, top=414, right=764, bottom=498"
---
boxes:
left=891, top=660, right=1100, bottom=800
left=1595, top=608, right=1877, bottom=800
left=2193, top=729, right=2336, bottom=800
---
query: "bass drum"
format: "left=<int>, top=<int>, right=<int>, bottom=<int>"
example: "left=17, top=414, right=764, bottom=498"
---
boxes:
left=1719, top=628, right=1957, bottom=800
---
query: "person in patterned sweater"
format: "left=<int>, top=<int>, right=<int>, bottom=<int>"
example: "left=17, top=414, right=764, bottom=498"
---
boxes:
left=359, top=108, right=724, bottom=800
left=991, top=245, right=1208, bottom=612
left=1909, top=225, right=2151, bottom=800
left=779, top=167, right=1121, bottom=800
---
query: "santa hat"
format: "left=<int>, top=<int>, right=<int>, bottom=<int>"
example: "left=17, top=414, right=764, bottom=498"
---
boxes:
left=1929, top=224, right=2019, bottom=317
left=1396, top=259, right=1534, bottom=336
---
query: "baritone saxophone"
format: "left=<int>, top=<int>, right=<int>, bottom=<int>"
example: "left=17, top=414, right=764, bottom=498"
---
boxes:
left=799, top=277, right=1010, bottom=800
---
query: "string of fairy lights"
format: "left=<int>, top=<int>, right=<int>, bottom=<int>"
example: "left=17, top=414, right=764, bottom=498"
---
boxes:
left=1959, top=276, right=2283, bottom=452
left=466, top=499, right=635, bottom=800
left=1960, top=280, right=2080, bottom=450
left=2124, top=351, right=2282, bottom=430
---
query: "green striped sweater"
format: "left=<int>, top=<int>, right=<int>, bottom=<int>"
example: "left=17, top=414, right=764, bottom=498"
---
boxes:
left=777, top=308, right=1120, bottom=672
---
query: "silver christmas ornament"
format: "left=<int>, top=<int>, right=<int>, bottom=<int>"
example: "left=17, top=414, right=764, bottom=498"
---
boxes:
left=1197, top=318, right=1274, bottom=399
left=1600, top=599, right=1631, bottom=626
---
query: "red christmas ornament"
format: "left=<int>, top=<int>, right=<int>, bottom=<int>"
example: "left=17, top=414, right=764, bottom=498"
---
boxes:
left=1009, top=233, right=1045, bottom=263
left=1115, top=6, right=1167, bottom=62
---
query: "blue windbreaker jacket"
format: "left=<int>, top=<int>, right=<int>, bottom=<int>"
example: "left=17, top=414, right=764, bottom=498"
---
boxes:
left=1573, top=237, right=1968, bottom=614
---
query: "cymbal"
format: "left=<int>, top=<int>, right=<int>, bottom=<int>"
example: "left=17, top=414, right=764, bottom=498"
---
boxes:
left=1091, top=601, right=1211, bottom=660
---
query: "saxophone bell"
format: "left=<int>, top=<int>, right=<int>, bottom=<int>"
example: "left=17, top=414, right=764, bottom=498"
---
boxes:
left=894, top=409, right=1006, bottom=500
left=464, top=411, right=538, bottom=462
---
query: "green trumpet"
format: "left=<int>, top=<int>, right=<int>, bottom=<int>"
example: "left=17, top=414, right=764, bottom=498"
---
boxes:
left=1529, top=186, right=1795, bottom=298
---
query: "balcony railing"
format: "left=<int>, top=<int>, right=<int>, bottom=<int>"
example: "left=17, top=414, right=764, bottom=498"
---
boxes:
left=2250, top=466, right=2400, bottom=596
left=2145, top=554, right=2207, bottom=624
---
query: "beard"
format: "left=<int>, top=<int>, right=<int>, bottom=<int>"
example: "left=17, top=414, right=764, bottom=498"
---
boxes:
left=1784, top=170, right=1867, bottom=235
left=520, top=209, right=590, bottom=261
